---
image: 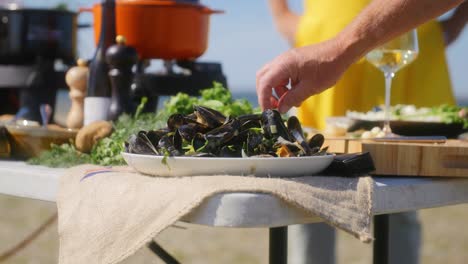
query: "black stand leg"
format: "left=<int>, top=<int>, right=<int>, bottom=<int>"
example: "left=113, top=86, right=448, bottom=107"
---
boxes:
left=373, top=214, right=390, bottom=264
left=148, top=240, right=181, bottom=264
left=269, top=227, right=288, bottom=264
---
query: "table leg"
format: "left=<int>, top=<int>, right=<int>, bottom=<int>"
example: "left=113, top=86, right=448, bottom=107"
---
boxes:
left=373, top=214, right=389, bottom=264
left=269, top=227, right=288, bottom=264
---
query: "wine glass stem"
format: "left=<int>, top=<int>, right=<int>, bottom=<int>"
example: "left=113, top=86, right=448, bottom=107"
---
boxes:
left=383, top=72, right=394, bottom=135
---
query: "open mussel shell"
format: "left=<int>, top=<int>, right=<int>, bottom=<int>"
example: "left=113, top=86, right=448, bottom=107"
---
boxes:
left=244, top=131, right=264, bottom=156
left=125, top=130, right=159, bottom=155
left=178, top=124, right=197, bottom=142
left=194, top=105, right=226, bottom=129
left=287, top=116, right=313, bottom=155
left=192, top=133, right=207, bottom=151
left=261, top=109, right=293, bottom=141
left=308, top=133, right=325, bottom=150
left=178, top=122, right=210, bottom=142
left=311, top=146, right=329, bottom=156
left=146, top=129, right=169, bottom=145
left=238, top=114, right=261, bottom=122
left=167, top=114, right=186, bottom=131
left=158, top=132, right=183, bottom=156
left=274, top=136, right=303, bottom=155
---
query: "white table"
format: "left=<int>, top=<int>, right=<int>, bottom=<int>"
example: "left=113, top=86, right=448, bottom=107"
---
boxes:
left=2, top=161, right=468, bottom=264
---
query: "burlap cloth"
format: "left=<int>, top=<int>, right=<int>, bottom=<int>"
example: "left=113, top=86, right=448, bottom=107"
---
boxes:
left=57, top=165, right=374, bottom=264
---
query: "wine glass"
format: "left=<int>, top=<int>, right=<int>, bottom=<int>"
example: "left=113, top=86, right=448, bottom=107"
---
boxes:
left=366, top=30, right=419, bottom=136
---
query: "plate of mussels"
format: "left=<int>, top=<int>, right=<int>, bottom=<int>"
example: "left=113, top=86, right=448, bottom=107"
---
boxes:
left=122, top=106, right=334, bottom=177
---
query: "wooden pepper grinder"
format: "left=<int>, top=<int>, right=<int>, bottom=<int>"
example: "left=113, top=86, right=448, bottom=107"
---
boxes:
left=106, top=35, right=138, bottom=120
left=66, top=59, right=89, bottom=129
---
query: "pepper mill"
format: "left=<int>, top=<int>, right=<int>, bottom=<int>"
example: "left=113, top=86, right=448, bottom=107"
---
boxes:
left=106, top=35, right=138, bottom=120
left=66, top=59, right=89, bottom=129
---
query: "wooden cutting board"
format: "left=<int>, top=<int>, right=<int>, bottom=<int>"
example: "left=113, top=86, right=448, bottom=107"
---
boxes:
left=324, top=138, right=468, bottom=177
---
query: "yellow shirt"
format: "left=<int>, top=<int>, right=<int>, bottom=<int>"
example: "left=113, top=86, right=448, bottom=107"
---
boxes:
left=295, top=0, right=456, bottom=130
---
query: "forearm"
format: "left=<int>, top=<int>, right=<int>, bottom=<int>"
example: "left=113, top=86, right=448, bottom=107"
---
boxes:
left=268, top=0, right=291, bottom=17
left=335, top=0, right=465, bottom=64
left=267, top=0, right=299, bottom=45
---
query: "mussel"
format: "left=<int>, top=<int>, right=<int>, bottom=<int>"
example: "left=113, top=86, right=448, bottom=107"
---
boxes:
left=308, top=133, right=325, bottom=150
left=192, top=133, right=207, bottom=151
left=167, top=114, right=186, bottom=131
left=204, top=118, right=241, bottom=150
left=261, top=109, right=293, bottom=141
left=287, top=116, right=313, bottom=155
left=125, top=131, right=159, bottom=155
left=125, top=105, right=329, bottom=158
left=219, top=144, right=242, bottom=157
left=158, top=132, right=183, bottom=156
left=244, top=131, right=265, bottom=156
left=194, top=105, right=226, bottom=129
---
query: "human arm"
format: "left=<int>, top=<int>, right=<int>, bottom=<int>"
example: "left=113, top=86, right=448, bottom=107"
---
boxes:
left=441, top=1, right=468, bottom=46
left=256, top=0, right=465, bottom=113
left=267, top=0, right=300, bottom=45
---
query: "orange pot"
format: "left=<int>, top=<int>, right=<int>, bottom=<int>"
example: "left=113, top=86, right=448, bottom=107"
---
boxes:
left=81, top=0, right=222, bottom=60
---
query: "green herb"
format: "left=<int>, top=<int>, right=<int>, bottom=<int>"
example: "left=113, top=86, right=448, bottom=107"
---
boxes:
left=161, top=149, right=171, bottom=170
left=29, top=82, right=256, bottom=167
left=393, top=104, right=468, bottom=128
left=164, top=82, right=253, bottom=117
left=28, top=143, right=91, bottom=168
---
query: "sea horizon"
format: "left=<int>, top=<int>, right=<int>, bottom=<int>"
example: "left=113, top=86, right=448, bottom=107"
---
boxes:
left=231, top=90, right=468, bottom=108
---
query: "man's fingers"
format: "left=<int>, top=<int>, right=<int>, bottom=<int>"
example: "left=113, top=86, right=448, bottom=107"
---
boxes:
left=273, top=85, right=289, bottom=99
left=270, top=97, right=279, bottom=109
left=257, top=68, right=274, bottom=110
left=277, top=83, right=309, bottom=113
left=257, top=77, right=273, bottom=110
left=256, top=63, right=270, bottom=93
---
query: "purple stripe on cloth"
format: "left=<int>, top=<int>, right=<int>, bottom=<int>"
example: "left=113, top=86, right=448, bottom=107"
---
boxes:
left=81, top=167, right=114, bottom=181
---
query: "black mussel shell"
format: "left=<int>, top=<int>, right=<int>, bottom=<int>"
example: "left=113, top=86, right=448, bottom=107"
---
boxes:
left=192, top=133, right=207, bottom=152
left=178, top=124, right=197, bottom=142
left=240, top=119, right=262, bottom=132
left=167, top=114, right=186, bottom=131
left=126, top=131, right=159, bottom=155
left=245, top=131, right=264, bottom=155
left=194, top=105, right=226, bottom=128
left=146, top=129, right=169, bottom=147
left=158, top=133, right=183, bottom=156
left=204, top=118, right=241, bottom=150
left=311, top=146, right=329, bottom=156
left=238, top=114, right=262, bottom=124
left=287, top=116, right=313, bottom=155
left=219, top=145, right=242, bottom=157
left=261, top=109, right=293, bottom=141
left=308, top=133, right=325, bottom=149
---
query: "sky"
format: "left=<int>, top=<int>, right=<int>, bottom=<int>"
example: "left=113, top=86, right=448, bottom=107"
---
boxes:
left=25, top=0, right=468, bottom=101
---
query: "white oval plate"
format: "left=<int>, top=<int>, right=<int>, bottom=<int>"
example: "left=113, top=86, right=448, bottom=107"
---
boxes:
left=122, top=152, right=335, bottom=177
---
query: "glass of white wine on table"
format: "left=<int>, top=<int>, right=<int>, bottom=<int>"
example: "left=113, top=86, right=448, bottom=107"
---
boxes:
left=366, top=29, right=419, bottom=137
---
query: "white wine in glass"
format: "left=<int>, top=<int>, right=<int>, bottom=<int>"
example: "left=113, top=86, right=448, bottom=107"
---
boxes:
left=366, top=30, right=419, bottom=136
